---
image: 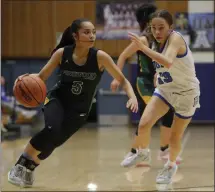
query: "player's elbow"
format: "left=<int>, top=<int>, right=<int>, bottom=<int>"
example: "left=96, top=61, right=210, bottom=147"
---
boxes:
left=159, top=60, right=172, bottom=69
left=165, top=58, right=173, bottom=69
left=166, top=62, right=173, bottom=69
left=165, top=54, right=175, bottom=68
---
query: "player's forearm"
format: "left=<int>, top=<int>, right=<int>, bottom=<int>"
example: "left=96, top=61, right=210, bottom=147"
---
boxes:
left=38, top=71, right=49, bottom=82
left=116, top=55, right=126, bottom=71
left=141, top=46, right=172, bottom=68
left=122, top=79, right=136, bottom=99
left=38, top=62, right=58, bottom=82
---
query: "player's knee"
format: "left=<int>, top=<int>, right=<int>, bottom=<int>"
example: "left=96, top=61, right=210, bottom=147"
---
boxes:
left=47, top=129, right=66, bottom=147
left=33, top=130, right=68, bottom=161
left=53, top=134, right=68, bottom=147
left=30, top=124, right=62, bottom=151
left=138, top=116, right=153, bottom=131
left=53, top=126, right=80, bottom=148
left=33, top=129, right=68, bottom=160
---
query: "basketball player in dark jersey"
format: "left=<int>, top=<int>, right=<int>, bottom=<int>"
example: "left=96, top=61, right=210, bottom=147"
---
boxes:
left=110, top=4, right=182, bottom=165
left=8, top=18, right=138, bottom=187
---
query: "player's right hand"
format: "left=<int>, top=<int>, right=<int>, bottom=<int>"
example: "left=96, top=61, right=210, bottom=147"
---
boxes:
left=14, top=73, right=29, bottom=85
left=110, top=79, right=120, bottom=92
left=126, top=97, right=138, bottom=113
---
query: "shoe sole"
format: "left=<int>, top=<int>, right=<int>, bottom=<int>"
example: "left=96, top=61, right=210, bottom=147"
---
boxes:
left=159, top=157, right=182, bottom=165
left=121, top=155, right=151, bottom=168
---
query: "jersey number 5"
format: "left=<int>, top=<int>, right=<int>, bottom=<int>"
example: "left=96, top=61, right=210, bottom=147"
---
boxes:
left=71, top=81, right=83, bottom=95
left=158, top=72, right=173, bottom=85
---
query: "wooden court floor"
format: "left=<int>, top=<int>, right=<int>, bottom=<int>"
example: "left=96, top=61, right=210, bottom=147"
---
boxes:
left=1, top=125, right=214, bottom=191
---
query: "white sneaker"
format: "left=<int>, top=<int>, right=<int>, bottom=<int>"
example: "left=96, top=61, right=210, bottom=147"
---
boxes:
left=156, top=163, right=178, bottom=184
left=121, top=148, right=151, bottom=168
left=124, top=151, right=134, bottom=159
left=8, top=164, right=34, bottom=187
left=158, top=149, right=182, bottom=165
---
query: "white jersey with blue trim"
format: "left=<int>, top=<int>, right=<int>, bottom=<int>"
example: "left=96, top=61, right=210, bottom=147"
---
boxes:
left=152, top=31, right=200, bottom=93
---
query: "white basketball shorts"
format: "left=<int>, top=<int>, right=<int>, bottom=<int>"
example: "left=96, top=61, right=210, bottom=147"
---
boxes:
left=153, top=88, right=200, bottom=119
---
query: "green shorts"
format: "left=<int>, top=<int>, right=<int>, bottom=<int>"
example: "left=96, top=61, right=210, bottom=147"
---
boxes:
left=136, top=77, right=155, bottom=104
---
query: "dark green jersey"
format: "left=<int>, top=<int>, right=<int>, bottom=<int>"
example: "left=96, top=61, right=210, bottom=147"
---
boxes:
left=137, top=50, right=155, bottom=85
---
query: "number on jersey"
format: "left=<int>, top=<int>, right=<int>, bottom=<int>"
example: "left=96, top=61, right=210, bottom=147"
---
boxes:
left=158, top=72, right=173, bottom=85
left=193, top=96, right=199, bottom=107
left=153, top=62, right=164, bottom=69
left=71, top=81, right=83, bottom=95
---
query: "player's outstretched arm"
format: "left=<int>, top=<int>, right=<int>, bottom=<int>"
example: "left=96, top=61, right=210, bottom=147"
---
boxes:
left=98, top=50, right=138, bottom=113
left=110, top=36, right=148, bottom=92
left=128, top=32, right=183, bottom=68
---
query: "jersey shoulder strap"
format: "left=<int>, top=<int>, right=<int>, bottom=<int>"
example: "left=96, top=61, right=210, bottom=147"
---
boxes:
left=61, top=45, right=74, bottom=63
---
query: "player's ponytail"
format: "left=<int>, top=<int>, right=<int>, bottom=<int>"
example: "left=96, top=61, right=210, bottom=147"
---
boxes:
left=51, top=26, right=74, bottom=56
left=135, top=3, right=157, bottom=46
left=135, top=3, right=157, bottom=33
left=51, top=18, right=90, bottom=56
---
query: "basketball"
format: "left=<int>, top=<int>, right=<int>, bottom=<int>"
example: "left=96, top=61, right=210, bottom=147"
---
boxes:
left=13, top=74, right=47, bottom=108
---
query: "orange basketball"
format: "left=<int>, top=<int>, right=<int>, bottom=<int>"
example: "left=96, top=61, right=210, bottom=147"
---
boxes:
left=13, top=74, right=47, bottom=108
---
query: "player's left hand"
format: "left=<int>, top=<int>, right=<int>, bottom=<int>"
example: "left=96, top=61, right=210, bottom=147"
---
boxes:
left=128, top=32, right=145, bottom=50
left=126, top=97, right=138, bottom=113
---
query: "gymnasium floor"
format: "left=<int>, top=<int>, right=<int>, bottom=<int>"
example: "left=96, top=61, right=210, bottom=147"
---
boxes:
left=1, top=124, right=214, bottom=191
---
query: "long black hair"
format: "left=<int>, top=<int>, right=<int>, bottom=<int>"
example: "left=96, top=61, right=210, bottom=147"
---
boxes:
left=135, top=3, right=157, bottom=33
left=51, top=18, right=90, bottom=55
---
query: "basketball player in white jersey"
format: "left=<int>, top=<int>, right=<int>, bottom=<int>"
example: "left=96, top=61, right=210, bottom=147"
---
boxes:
left=121, top=9, right=200, bottom=184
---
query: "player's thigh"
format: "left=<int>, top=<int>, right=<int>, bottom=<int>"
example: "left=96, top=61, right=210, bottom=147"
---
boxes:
left=43, top=97, right=64, bottom=130
left=139, top=95, right=170, bottom=127
left=170, top=93, right=198, bottom=140
left=54, top=115, right=86, bottom=146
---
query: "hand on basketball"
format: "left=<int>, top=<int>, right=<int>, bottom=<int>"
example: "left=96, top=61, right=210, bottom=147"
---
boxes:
left=14, top=73, right=29, bottom=85
left=110, top=79, right=120, bottom=92
left=13, top=73, right=46, bottom=108
left=128, top=32, right=145, bottom=51
left=126, top=97, right=138, bottom=113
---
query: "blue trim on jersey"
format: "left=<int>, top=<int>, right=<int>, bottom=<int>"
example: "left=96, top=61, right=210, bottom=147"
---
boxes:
left=174, top=31, right=188, bottom=58
left=153, top=92, right=174, bottom=110
left=175, top=113, right=193, bottom=119
left=158, top=38, right=169, bottom=53
left=158, top=31, right=174, bottom=53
